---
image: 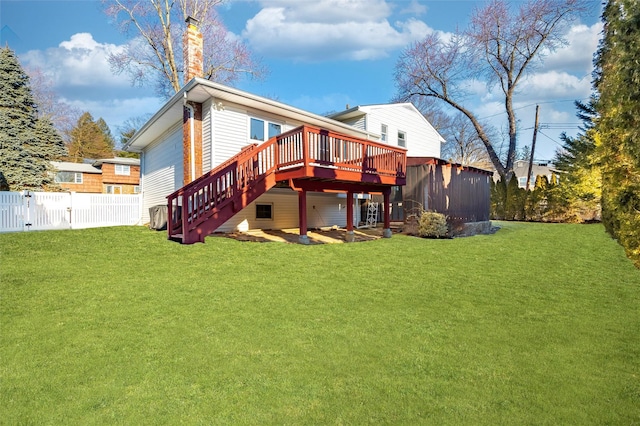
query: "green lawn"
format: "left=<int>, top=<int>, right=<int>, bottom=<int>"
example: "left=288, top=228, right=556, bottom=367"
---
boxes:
left=1, top=222, right=639, bottom=424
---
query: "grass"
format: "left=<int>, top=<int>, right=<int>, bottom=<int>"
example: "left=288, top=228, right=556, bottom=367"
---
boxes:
left=1, top=222, right=639, bottom=424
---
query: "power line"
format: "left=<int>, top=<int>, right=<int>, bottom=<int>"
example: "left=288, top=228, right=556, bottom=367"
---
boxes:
left=477, top=98, right=589, bottom=120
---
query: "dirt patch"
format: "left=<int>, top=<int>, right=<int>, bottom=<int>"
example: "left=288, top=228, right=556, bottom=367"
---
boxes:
left=210, top=226, right=387, bottom=244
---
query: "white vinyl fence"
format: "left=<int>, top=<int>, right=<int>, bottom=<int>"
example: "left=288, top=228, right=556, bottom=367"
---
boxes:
left=0, top=191, right=142, bottom=233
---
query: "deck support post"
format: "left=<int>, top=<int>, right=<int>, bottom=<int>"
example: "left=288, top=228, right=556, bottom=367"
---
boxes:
left=383, top=188, right=392, bottom=238
left=345, top=191, right=355, bottom=242
left=298, top=189, right=309, bottom=244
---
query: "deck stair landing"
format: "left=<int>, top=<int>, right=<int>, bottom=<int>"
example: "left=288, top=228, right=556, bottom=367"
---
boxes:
left=168, top=125, right=406, bottom=244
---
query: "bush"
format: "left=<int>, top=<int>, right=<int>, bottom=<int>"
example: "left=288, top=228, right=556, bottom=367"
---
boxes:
left=418, top=211, right=448, bottom=238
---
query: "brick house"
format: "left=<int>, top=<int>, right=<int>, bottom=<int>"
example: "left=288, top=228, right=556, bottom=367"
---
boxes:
left=51, top=158, right=140, bottom=194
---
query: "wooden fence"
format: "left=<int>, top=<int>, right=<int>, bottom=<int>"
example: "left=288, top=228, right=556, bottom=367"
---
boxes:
left=0, top=191, right=141, bottom=233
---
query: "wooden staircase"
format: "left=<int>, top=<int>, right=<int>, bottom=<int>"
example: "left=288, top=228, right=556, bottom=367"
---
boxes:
left=167, top=138, right=278, bottom=244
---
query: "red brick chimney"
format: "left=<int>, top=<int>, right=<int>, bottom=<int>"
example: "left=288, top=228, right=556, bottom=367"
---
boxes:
left=182, top=16, right=203, bottom=185
left=183, top=16, right=203, bottom=83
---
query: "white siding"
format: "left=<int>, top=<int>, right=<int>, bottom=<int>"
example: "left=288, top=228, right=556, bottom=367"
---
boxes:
left=140, top=124, right=183, bottom=224
left=211, top=101, right=307, bottom=168
left=360, top=104, right=442, bottom=158
left=216, top=189, right=348, bottom=232
left=341, top=115, right=366, bottom=130
left=213, top=105, right=249, bottom=167
left=202, top=99, right=213, bottom=172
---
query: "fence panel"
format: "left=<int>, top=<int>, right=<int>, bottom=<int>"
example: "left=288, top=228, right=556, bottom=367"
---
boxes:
left=0, top=192, right=25, bottom=233
left=29, top=192, right=72, bottom=231
left=70, top=193, right=141, bottom=229
left=0, top=191, right=141, bottom=233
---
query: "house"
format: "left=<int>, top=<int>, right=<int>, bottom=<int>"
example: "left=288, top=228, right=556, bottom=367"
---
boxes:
left=51, top=161, right=102, bottom=193
left=125, top=18, right=453, bottom=243
left=92, top=158, right=141, bottom=194
left=493, top=159, right=561, bottom=189
left=51, top=158, right=140, bottom=194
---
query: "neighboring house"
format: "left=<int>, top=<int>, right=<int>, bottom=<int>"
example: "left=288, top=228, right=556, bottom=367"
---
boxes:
left=329, top=103, right=444, bottom=158
left=51, top=161, right=102, bottom=193
left=51, top=158, right=140, bottom=194
left=493, top=159, right=561, bottom=189
left=92, top=158, right=141, bottom=194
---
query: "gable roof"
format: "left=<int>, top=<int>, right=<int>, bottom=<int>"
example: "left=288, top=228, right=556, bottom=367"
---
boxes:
left=51, top=161, right=101, bottom=174
left=92, top=157, right=140, bottom=167
left=125, top=78, right=376, bottom=152
left=329, top=102, right=446, bottom=144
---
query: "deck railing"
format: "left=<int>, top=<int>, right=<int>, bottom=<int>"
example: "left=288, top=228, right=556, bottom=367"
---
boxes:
left=277, top=125, right=406, bottom=178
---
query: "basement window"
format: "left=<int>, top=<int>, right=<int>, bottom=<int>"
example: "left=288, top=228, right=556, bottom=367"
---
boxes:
left=256, top=203, right=273, bottom=220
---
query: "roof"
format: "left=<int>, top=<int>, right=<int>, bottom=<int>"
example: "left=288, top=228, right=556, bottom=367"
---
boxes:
left=92, top=157, right=140, bottom=167
left=51, top=161, right=101, bottom=174
left=125, top=78, right=377, bottom=152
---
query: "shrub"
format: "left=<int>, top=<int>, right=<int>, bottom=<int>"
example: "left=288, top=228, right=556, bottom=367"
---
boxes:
left=418, top=211, right=448, bottom=238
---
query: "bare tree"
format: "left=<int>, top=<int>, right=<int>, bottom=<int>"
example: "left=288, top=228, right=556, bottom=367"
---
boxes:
left=441, top=113, right=493, bottom=168
left=104, top=0, right=264, bottom=98
left=26, top=66, right=80, bottom=142
left=395, top=0, right=587, bottom=179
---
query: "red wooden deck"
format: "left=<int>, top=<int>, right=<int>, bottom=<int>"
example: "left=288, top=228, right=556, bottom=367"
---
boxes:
left=167, top=125, right=407, bottom=244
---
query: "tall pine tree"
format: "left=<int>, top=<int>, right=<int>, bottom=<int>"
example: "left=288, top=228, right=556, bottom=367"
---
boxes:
left=0, top=47, right=67, bottom=191
left=594, top=0, right=640, bottom=267
left=66, top=112, right=115, bottom=162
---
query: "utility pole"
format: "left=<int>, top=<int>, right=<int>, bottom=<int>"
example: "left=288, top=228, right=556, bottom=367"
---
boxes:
left=526, top=105, right=540, bottom=191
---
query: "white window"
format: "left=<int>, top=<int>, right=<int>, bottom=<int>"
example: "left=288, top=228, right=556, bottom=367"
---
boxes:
left=256, top=203, right=273, bottom=220
left=55, top=171, right=82, bottom=184
left=133, top=185, right=141, bottom=194
left=250, top=118, right=282, bottom=142
left=519, top=177, right=527, bottom=188
left=106, top=185, right=122, bottom=194
left=381, top=124, right=388, bottom=142
left=398, top=131, right=406, bottom=148
left=115, top=164, right=130, bottom=175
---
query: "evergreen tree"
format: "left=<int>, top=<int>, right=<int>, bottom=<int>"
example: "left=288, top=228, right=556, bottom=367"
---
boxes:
left=594, top=0, right=640, bottom=267
left=66, top=112, right=115, bottom=162
left=548, top=99, right=601, bottom=222
left=0, top=47, right=67, bottom=191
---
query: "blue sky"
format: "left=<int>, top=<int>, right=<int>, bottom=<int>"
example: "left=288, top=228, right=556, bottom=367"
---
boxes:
left=1, top=0, right=602, bottom=160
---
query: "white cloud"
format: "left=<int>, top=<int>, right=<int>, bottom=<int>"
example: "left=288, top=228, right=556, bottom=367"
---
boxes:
left=542, top=22, right=602, bottom=74
left=19, top=33, right=161, bottom=130
left=519, top=71, right=591, bottom=101
left=243, top=0, right=433, bottom=61
left=398, top=0, right=427, bottom=16
left=21, top=33, right=129, bottom=91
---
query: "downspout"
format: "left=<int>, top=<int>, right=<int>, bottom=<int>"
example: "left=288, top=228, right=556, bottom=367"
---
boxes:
left=183, top=92, right=196, bottom=182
